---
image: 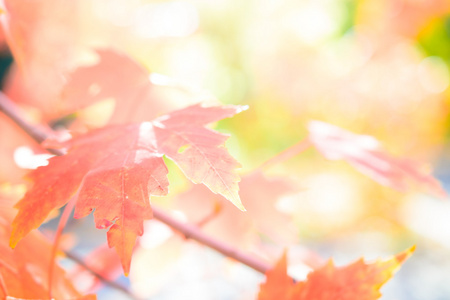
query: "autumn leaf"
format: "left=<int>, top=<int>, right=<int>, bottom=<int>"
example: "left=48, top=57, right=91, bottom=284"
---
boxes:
left=174, top=171, right=298, bottom=249
left=10, top=104, right=246, bottom=274
left=152, top=104, right=246, bottom=208
left=0, top=0, right=85, bottom=119
left=308, top=120, right=446, bottom=198
left=61, top=49, right=156, bottom=122
left=0, top=3, right=206, bottom=121
left=0, top=185, right=95, bottom=299
left=257, top=252, right=293, bottom=300
left=258, top=246, right=415, bottom=300
left=61, top=49, right=216, bottom=125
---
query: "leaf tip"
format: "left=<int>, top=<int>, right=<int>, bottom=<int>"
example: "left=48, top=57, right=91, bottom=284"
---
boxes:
left=117, top=250, right=132, bottom=277
left=9, top=234, right=19, bottom=249
left=122, top=258, right=131, bottom=277
left=9, top=240, right=17, bottom=249
left=9, top=222, right=23, bottom=249
left=232, top=197, right=246, bottom=212
left=396, top=245, right=415, bottom=264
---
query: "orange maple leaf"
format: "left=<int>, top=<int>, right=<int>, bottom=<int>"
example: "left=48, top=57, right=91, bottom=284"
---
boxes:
left=10, top=104, right=246, bottom=274
left=0, top=185, right=96, bottom=299
left=258, top=247, right=415, bottom=300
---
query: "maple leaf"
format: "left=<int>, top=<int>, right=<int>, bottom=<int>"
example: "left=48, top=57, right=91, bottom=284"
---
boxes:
left=61, top=49, right=156, bottom=120
left=0, top=185, right=96, bottom=299
left=174, top=171, right=298, bottom=249
left=61, top=49, right=214, bottom=125
left=0, top=0, right=85, bottom=119
left=10, top=104, right=245, bottom=274
left=258, top=247, right=415, bottom=300
left=308, top=120, right=446, bottom=198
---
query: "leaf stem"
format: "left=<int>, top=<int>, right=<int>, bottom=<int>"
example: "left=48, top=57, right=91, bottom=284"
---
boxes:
left=0, top=91, right=273, bottom=277
left=0, top=273, right=8, bottom=296
left=48, top=196, right=77, bottom=299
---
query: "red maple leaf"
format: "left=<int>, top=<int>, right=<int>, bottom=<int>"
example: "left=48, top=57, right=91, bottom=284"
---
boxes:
left=258, top=246, right=414, bottom=300
left=10, top=104, right=246, bottom=274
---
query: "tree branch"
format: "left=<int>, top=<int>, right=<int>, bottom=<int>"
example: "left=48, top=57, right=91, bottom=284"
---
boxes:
left=0, top=91, right=272, bottom=276
left=152, top=207, right=271, bottom=274
left=0, top=92, right=64, bottom=156
left=63, top=250, right=138, bottom=299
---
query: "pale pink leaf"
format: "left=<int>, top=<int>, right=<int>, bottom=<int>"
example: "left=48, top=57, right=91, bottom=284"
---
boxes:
left=308, top=120, right=446, bottom=197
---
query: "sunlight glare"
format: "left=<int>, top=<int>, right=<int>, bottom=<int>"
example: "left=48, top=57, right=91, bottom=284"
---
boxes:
left=283, top=1, right=341, bottom=45
left=418, top=56, right=450, bottom=94
left=140, top=221, right=174, bottom=249
left=401, top=195, right=450, bottom=248
left=133, top=1, right=199, bottom=38
left=13, top=146, right=53, bottom=169
left=305, top=173, right=360, bottom=218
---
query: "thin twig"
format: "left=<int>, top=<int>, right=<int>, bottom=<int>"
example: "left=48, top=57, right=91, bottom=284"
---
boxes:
left=0, top=91, right=273, bottom=275
left=64, top=250, right=138, bottom=299
left=258, top=138, right=312, bottom=171
left=196, top=202, right=222, bottom=227
left=0, top=273, right=8, bottom=296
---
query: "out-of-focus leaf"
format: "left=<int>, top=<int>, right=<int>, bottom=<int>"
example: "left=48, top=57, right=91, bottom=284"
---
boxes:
left=308, top=120, right=446, bottom=198
left=0, top=0, right=82, bottom=118
left=62, top=49, right=217, bottom=125
left=175, top=171, right=298, bottom=249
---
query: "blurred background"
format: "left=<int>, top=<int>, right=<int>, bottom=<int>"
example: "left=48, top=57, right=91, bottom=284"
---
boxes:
left=1, top=0, right=450, bottom=299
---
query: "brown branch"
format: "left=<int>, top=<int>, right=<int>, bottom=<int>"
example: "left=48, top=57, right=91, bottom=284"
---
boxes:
left=0, top=92, right=64, bottom=156
left=0, top=91, right=272, bottom=275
